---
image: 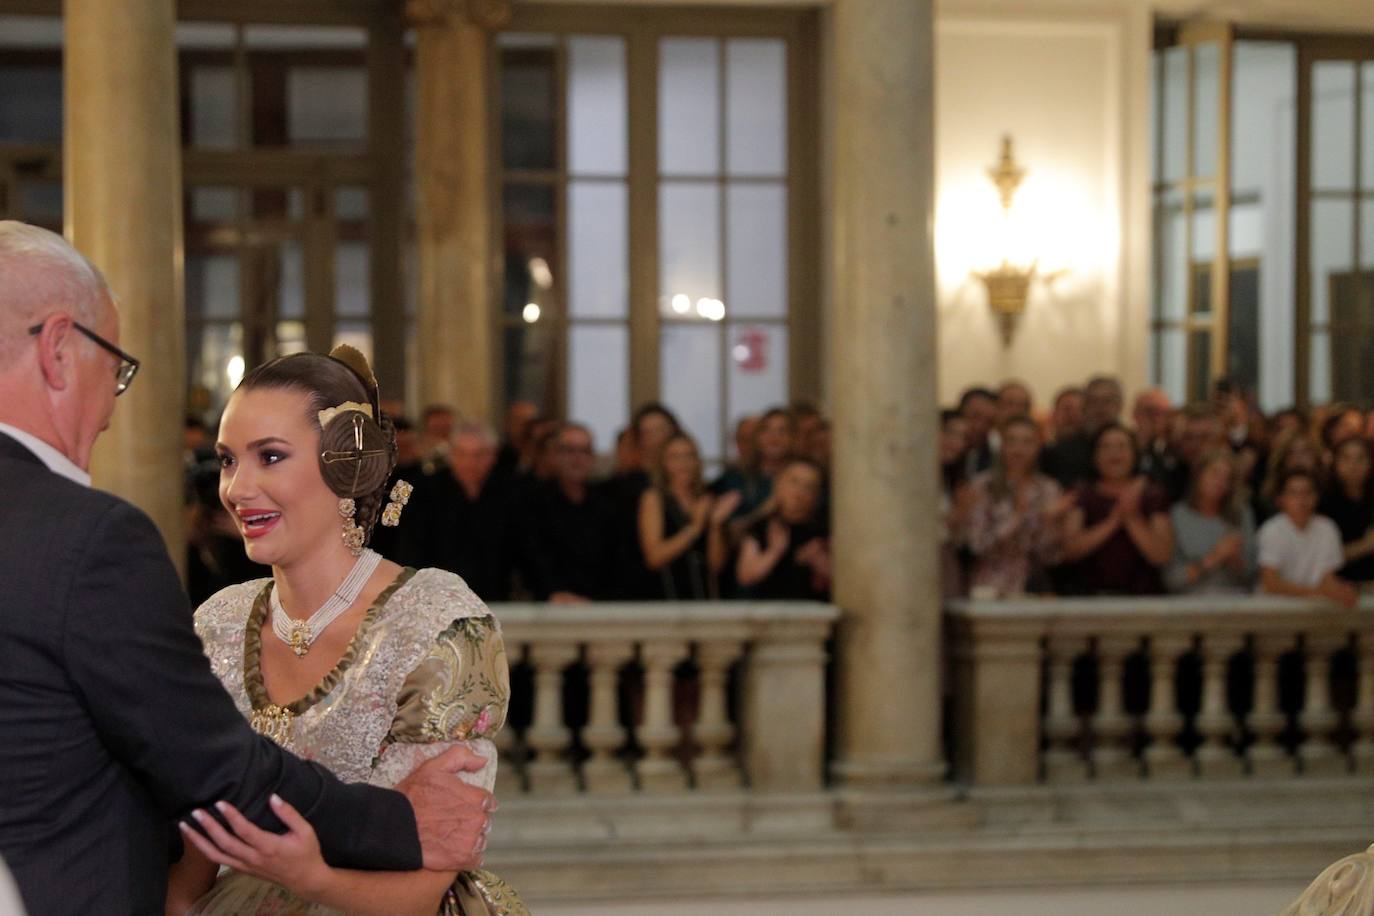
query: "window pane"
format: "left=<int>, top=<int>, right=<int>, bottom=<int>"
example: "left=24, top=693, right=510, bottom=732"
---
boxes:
left=0, top=65, right=60, bottom=143
left=1190, top=189, right=1215, bottom=302
left=336, top=186, right=369, bottom=221
left=276, top=320, right=307, bottom=356
left=503, top=321, right=558, bottom=414
left=243, top=25, right=365, bottom=50
left=504, top=184, right=559, bottom=321
left=1154, top=187, right=1186, bottom=321
left=1187, top=328, right=1211, bottom=402
left=1363, top=199, right=1374, bottom=269
left=661, top=323, right=723, bottom=460
left=190, top=186, right=240, bottom=223
left=190, top=322, right=244, bottom=413
left=1364, top=64, right=1374, bottom=193
left=1227, top=264, right=1259, bottom=395
left=1310, top=329, right=1331, bottom=403
left=727, top=323, right=787, bottom=430
left=189, top=67, right=237, bottom=149
left=660, top=181, right=722, bottom=311
left=1192, top=44, right=1219, bottom=180
left=568, top=180, right=628, bottom=318
left=1312, top=61, right=1355, bottom=192
left=501, top=47, right=557, bottom=171
left=336, top=240, right=370, bottom=318
left=725, top=39, right=786, bottom=177
left=278, top=241, right=305, bottom=320
left=726, top=182, right=786, bottom=318
left=659, top=38, right=720, bottom=177
left=1155, top=326, right=1186, bottom=406
left=1160, top=46, right=1188, bottom=184
left=569, top=325, right=629, bottom=453
left=186, top=253, right=240, bottom=320
left=568, top=36, right=627, bottom=176
left=1311, top=198, right=1354, bottom=325
left=288, top=67, right=366, bottom=147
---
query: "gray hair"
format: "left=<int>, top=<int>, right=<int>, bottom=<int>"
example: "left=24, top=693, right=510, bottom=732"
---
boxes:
left=0, top=221, right=113, bottom=369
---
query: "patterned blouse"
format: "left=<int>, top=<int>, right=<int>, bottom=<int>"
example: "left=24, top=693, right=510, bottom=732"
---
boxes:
left=960, top=472, right=1065, bottom=597
left=189, top=566, right=524, bottom=916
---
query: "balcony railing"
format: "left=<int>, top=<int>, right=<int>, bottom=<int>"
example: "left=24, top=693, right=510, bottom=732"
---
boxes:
left=948, top=594, right=1374, bottom=786
left=490, top=601, right=838, bottom=801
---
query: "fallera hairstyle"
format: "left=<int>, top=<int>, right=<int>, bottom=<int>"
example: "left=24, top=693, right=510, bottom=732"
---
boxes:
left=236, top=348, right=398, bottom=548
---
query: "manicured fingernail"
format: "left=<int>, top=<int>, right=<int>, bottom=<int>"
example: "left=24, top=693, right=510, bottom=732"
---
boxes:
left=270, top=794, right=283, bottom=807
left=191, top=809, right=206, bottom=821
left=214, top=801, right=228, bottom=813
left=178, top=821, right=191, bottom=832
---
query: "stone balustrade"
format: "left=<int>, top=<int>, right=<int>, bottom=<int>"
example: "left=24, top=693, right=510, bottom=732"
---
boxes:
left=490, top=601, right=838, bottom=798
left=948, top=594, right=1374, bottom=786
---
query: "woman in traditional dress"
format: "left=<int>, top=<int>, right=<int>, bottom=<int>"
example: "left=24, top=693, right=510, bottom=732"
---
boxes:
left=165, top=346, right=524, bottom=916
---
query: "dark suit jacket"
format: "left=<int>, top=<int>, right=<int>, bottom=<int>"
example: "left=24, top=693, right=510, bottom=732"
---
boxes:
left=0, top=433, right=422, bottom=915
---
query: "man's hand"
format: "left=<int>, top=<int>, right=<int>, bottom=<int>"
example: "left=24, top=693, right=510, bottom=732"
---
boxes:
left=396, top=746, right=496, bottom=871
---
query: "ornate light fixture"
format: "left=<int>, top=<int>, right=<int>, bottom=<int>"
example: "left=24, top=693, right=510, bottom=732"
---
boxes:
left=973, top=135, right=1063, bottom=345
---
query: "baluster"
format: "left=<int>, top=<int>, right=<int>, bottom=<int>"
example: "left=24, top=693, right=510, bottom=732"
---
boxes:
left=1091, top=635, right=1140, bottom=780
left=1352, top=631, right=1374, bottom=773
left=1043, top=636, right=1088, bottom=783
left=524, top=641, right=581, bottom=795
left=1298, top=633, right=1349, bottom=776
left=635, top=640, right=691, bottom=792
left=1246, top=633, right=1295, bottom=778
left=580, top=640, right=635, bottom=794
left=1142, top=634, right=1192, bottom=780
left=1194, top=633, right=1244, bottom=778
left=693, top=640, right=745, bottom=790
left=494, top=640, right=526, bottom=796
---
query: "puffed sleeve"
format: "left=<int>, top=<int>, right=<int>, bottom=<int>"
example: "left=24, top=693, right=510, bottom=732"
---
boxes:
left=369, top=614, right=511, bottom=792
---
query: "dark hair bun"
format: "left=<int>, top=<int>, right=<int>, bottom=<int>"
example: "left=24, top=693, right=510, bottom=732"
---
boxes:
left=318, top=410, right=395, bottom=499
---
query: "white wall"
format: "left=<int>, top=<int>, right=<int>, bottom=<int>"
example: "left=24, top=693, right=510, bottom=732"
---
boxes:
left=933, top=1, right=1151, bottom=410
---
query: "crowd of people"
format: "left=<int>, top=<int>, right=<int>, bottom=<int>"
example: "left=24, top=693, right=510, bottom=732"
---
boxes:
left=942, top=375, right=1374, bottom=607
left=184, top=398, right=834, bottom=608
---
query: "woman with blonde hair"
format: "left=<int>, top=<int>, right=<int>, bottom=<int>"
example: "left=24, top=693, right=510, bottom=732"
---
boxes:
left=1165, top=449, right=1257, bottom=594
left=638, top=431, right=737, bottom=599
left=1258, top=425, right=1325, bottom=522
left=167, top=346, right=524, bottom=915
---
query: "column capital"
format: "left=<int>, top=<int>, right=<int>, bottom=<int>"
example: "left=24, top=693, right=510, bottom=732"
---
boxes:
left=405, top=0, right=511, bottom=31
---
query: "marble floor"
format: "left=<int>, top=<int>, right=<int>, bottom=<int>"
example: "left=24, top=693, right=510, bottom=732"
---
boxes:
left=534, top=880, right=1304, bottom=915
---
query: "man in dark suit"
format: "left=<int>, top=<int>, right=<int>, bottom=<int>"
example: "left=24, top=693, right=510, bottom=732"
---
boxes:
left=0, top=222, right=495, bottom=915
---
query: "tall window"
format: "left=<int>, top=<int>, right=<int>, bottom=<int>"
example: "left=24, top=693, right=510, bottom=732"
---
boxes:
left=499, top=10, right=814, bottom=464
left=1151, top=26, right=1374, bottom=409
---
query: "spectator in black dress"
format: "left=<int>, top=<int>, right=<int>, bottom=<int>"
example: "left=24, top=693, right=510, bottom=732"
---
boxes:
left=524, top=423, right=620, bottom=602
left=610, top=403, right=682, bottom=598
left=1320, top=436, right=1374, bottom=586
left=638, top=432, right=736, bottom=600
left=736, top=458, right=831, bottom=601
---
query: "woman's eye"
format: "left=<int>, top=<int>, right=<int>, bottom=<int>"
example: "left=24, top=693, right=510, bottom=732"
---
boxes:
left=261, top=450, right=286, bottom=465
left=217, top=454, right=234, bottom=470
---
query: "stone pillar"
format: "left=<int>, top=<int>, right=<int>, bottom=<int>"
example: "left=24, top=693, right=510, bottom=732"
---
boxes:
left=407, top=0, right=506, bottom=425
left=64, top=0, right=185, bottom=569
left=828, top=0, right=944, bottom=787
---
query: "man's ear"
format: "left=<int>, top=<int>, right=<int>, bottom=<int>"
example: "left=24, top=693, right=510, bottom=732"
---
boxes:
left=33, top=315, right=76, bottom=392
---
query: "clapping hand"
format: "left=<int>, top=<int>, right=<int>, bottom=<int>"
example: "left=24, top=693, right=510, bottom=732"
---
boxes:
left=690, top=494, right=713, bottom=533
left=794, top=537, right=826, bottom=570
left=1116, top=479, right=1146, bottom=520
left=711, top=490, right=743, bottom=526
left=1212, top=532, right=1243, bottom=567
left=766, top=519, right=791, bottom=555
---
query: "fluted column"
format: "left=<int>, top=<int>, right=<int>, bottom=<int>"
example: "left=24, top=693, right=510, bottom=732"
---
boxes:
left=407, top=0, right=506, bottom=423
left=65, top=0, right=184, bottom=570
left=829, top=0, right=944, bottom=788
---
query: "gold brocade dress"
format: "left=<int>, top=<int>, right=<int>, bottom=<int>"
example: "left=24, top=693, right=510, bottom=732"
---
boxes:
left=189, top=567, right=526, bottom=916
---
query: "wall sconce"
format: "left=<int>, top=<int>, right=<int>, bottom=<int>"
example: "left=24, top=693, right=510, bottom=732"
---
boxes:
left=973, top=136, right=1066, bottom=345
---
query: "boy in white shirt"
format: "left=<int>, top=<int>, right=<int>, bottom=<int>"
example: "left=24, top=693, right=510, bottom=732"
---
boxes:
left=1257, top=468, right=1357, bottom=607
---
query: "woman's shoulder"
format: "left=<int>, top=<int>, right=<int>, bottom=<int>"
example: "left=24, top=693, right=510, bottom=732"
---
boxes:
left=193, top=578, right=270, bottom=636
left=393, top=567, right=495, bottom=626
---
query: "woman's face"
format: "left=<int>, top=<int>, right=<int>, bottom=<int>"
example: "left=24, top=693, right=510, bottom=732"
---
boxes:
left=940, top=418, right=969, bottom=464
left=637, top=413, right=675, bottom=460
left=662, top=438, right=699, bottom=487
left=775, top=463, right=821, bottom=523
left=1335, top=441, right=1371, bottom=490
left=1093, top=429, right=1136, bottom=482
left=757, top=415, right=793, bottom=462
left=1285, top=440, right=1320, bottom=473
left=1000, top=423, right=1041, bottom=474
left=217, top=387, right=342, bottom=569
left=1196, top=456, right=1233, bottom=507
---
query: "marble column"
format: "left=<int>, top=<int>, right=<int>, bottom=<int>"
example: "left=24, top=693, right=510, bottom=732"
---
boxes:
left=64, top=0, right=185, bottom=570
left=407, top=0, right=506, bottom=425
left=828, top=0, right=944, bottom=787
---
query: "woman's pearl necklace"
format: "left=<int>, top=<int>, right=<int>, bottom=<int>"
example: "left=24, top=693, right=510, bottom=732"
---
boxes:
left=270, top=549, right=382, bottom=658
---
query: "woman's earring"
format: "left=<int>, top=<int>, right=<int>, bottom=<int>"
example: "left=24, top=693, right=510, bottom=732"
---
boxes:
left=339, top=497, right=365, bottom=556
left=381, top=480, right=413, bottom=528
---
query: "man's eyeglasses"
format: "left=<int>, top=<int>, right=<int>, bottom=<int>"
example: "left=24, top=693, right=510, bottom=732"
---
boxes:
left=28, top=320, right=141, bottom=395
